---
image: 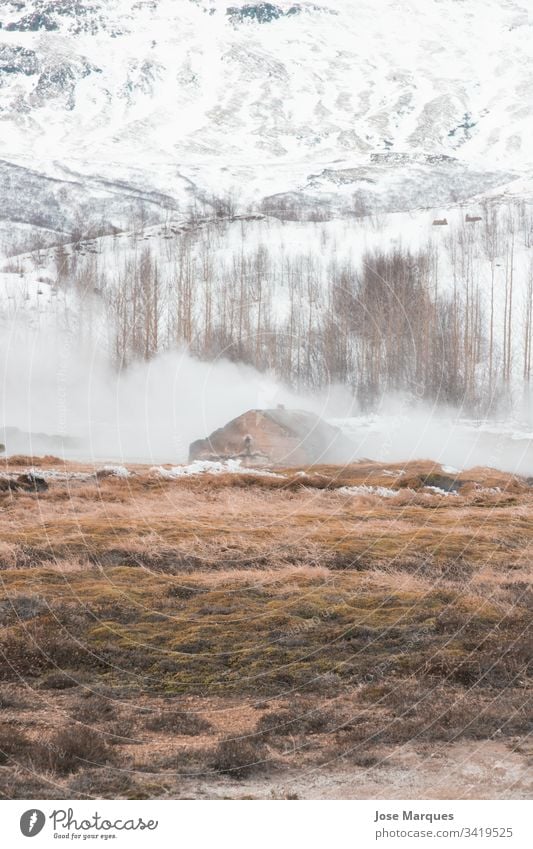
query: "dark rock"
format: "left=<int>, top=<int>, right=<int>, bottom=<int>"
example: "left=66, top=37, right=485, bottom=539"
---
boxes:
left=6, top=12, right=59, bottom=31
left=421, top=473, right=463, bottom=493
left=32, top=60, right=98, bottom=110
left=3, top=3, right=111, bottom=36
left=227, top=4, right=284, bottom=23
left=227, top=3, right=303, bottom=24
left=17, top=473, right=49, bottom=492
left=0, top=44, right=40, bottom=76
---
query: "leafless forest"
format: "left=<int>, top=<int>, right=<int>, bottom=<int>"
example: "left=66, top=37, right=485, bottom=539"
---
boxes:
left=3, top=199, right=533, bottom=413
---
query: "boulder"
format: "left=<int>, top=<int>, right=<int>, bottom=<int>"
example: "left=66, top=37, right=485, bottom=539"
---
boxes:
left=189, top=408, right=355, bottom=467
left=0, top=473, right=48, bottom=494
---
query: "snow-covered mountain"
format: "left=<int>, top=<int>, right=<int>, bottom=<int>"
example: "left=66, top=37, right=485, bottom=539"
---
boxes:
left=0, top=0, right=532, bottom=234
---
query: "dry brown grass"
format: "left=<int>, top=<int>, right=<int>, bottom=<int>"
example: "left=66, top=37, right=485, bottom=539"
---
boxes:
left=0, top=461, right=531, bottom=573
left=0, top=458, right=530, bottom=798
left=2, top=455, right=64, bottom=468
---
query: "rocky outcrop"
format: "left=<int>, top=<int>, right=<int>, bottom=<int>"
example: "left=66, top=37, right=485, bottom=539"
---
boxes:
left=227, top=4, right=293, bottom=24
left=0, top=45, right=40, bottom=76
left=189, top=408, right=355, bottom=466
left=225, top=3, right=328, bottom=24
left=31, top=59, right=100, bottom=110
left=4, top=12, right=59, bottom=31
left=1, top=2, right=108, bottom=35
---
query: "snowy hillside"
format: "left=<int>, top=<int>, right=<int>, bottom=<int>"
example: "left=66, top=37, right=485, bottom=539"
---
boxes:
left=1, top=0, right=533, bottom=472
left=0, top=0, right=532, bottom=233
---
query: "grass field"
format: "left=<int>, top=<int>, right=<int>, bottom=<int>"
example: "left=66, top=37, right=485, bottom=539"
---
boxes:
left=0, top=458, right=530, bottom=799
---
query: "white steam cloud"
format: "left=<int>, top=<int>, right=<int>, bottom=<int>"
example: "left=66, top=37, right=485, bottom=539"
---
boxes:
left=1, top=319, right=533, bottom=474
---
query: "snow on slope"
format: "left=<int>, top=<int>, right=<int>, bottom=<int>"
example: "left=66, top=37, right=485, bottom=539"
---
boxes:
left=2, top=2, right=533, bottom=472
left=0, top=0, right=532, bottom=223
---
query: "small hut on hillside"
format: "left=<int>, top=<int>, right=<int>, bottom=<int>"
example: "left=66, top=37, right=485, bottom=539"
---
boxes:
left=189, top=408, right=355, bottom=467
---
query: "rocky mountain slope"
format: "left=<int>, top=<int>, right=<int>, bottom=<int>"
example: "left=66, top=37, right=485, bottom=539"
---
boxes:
left=0, top=0, right=531, bottom=234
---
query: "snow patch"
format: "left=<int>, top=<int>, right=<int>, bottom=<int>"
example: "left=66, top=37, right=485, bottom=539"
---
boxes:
left=337, top=485, right=404, bottom=498
left=150, top=459, right=284, bottom=478
left=23, top=468, right=92, bottom=481
left=98, top=464, right=131, bottom=478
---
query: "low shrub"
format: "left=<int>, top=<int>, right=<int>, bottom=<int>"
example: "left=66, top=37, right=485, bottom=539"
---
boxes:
left=69, top=768, right=148, bottom=800
left=0, top=768, right=63, bottom=800
left=0, top=724, right=32, bottom=764
left=144, top=709, right=212, bottom=736
left=210, top=735, right=269, bottom=779
left=103, top=719, right=137, bottom=745
left=0, top=691, right=27, bottom=710
left=74, top=693, right=117, bottom=723
left=40, top=671, right=79, bottom=690
left=33, top=726, right=113, bottom=775
left=256, top=702, right=335, bottom=738
left=357, top=678, right=532, bottom=741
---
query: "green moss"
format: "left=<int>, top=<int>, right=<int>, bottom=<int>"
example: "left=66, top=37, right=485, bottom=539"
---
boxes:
left=0, top=565, right=526, bottom=695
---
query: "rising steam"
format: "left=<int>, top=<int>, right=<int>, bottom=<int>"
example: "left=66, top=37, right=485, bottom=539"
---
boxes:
left=1, top=318, right=532, bottom=474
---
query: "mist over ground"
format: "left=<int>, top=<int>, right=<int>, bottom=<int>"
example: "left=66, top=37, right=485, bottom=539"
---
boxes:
left=1, top=320, right=532, bottom=474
